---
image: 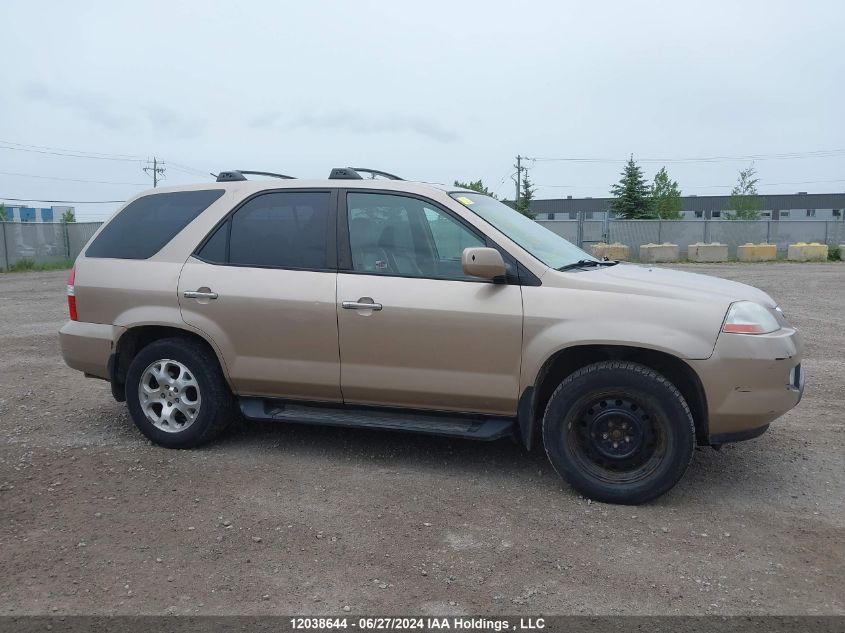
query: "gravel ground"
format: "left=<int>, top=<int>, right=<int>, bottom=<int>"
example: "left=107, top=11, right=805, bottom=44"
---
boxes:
left=0, top=264, right=842, bottom=616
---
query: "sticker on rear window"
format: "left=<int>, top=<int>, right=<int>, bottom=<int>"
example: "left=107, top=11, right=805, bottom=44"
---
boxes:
left=456, top=196, right=474, bottom=205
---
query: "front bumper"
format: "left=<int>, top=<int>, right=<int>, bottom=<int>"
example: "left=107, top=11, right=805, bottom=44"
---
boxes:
left=688, top=325, right=804, bottom=443
left=59, top=321, right=124, bottom=380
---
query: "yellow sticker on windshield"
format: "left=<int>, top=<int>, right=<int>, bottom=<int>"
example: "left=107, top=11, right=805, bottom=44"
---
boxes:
left=456, top=196, right=474, bottom=205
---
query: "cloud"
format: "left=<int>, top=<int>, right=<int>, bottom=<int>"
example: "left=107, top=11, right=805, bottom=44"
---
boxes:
left=251, top=110, right=459, bottom=143
left=23, top=83, right=130, bottom=131
left=145, top=106, right=204, bottom=140
left=22, top=83, right=204, bottom=138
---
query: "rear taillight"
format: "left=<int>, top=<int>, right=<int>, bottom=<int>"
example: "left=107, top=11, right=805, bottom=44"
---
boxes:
left=67, top=266, right=78, bottom=321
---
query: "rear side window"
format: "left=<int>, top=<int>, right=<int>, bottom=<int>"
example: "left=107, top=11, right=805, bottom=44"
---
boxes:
left=196, top=220, right=227, bottom=263
left=86, top=190, right=224, bottom=259
left=197, top=191, right=331, bottom=269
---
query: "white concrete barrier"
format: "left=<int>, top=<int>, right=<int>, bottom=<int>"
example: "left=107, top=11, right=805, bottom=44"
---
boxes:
left=687, top=242, right=728, bottom=263
left=639, top=243, right=679, bottom=263
left=591, top=242, right=630, bottom=261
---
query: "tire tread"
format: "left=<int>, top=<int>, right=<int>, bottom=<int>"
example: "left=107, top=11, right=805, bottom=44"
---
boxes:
left=542, top=360, right=695, bottom=504
left=125, top=337, right=235, bottom=448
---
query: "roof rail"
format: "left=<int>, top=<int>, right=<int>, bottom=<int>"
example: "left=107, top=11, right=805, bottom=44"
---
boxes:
left=215, top=170, right=296, bottom=182
left=328, top=167, right=404, bottom=181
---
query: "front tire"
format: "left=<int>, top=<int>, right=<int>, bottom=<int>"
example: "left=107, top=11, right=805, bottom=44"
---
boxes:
left=542, top=361, right=695, bottom=504
left=125, top=337, right=235, bottom=448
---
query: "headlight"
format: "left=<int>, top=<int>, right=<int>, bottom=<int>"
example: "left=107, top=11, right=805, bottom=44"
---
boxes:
left=722, top=301, right=781, bottom=335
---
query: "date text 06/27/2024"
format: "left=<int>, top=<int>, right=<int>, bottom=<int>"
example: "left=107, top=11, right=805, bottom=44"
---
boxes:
left=289, top=616, right=546, bottom=631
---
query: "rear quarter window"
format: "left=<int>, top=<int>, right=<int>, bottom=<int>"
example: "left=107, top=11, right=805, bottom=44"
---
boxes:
left=85, top=189, right=224, bottom=259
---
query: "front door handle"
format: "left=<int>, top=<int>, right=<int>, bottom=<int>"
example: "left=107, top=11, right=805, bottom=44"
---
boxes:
left=184, top=289, right=219, bottom=300
left=342, top=299, right=382, bottom=311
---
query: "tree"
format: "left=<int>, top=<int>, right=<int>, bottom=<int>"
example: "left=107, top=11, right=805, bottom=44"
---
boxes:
left=609, top=155, right=653, bottom=218
left=453, top=179, right=498, bottom=199
left=61, top=208, right=76, bottom=223
left=725, top=164, right=762, bottom=220
left=650, top=166, right=683, bottom=219
left=515, top=172, right=536, bottom=219
left=0, top=203, right=7, bottom=222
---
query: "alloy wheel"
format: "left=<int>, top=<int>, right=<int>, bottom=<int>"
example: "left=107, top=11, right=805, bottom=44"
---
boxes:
left=138, top=359, right=201, bottom=433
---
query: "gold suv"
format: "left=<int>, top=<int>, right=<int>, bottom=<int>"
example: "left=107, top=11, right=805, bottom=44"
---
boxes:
left=59, top=168, right=804, bottom=504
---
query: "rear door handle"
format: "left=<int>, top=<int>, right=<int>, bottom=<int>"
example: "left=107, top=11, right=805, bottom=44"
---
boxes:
left=184, top=290, right=219, bottom=300
left=342, top=300, right=382, bottom=311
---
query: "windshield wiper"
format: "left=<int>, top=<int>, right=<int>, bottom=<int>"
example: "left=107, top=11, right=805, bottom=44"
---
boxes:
left=556, top=259, right=619, bottom=272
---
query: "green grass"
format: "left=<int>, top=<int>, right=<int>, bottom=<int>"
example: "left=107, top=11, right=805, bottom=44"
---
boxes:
left=1, top=259, right=74, bottom=273
left=829, top=244, right=841, bottom=261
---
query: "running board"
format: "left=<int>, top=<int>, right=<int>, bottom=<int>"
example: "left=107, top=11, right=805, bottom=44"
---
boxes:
left=239, top=397, right=515, bottom=441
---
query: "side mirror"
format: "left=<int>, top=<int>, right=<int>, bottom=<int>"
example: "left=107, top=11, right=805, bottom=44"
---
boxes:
left=462, top=247, right=506, bottom=279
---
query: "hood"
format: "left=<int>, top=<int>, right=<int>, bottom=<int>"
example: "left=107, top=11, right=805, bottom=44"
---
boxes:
left=545, top=263, right=777, bottom=307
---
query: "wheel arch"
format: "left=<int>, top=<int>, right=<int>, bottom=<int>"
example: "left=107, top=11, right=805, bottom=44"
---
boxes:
left=109, top=324, right=231, bottom=402
left=518, top=344, right=709, bottom=450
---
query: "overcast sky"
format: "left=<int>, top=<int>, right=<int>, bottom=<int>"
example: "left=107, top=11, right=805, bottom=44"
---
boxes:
left=1, top=0, right=843, bottom=220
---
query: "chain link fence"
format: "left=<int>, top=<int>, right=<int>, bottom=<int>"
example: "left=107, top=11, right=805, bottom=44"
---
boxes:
left=538, top=218, right=845, bottom=260
left=0, top=222, right=103, bottom=270
left=1, top=219, right=843, bottom=270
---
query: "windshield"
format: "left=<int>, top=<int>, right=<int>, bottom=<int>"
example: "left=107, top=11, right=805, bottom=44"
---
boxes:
left=450, top=193, right=595, bottom=269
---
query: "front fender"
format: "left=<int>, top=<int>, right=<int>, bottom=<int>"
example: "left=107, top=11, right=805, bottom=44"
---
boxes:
left=519, top=286, right=726, bottom=390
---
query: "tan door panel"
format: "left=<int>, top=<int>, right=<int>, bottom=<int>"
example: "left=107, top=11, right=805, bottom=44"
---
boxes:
left=179, top=259, right=341, bottom=402
left=337, top=274, right=522, bottom=416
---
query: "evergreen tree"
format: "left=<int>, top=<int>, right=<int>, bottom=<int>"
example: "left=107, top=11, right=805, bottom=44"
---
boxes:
left=61, top=209, right=76, bottom=223
left=609, top=155, right=653, bottom=218
left=650, top=166, right=683, bottom=219
left=516, top=172, right=536, bottom=219
left=453, top=179, right=498, bottom=199
left=0, top=203, right=7, bottom=222
left=725, top=164, right=762, bottom=220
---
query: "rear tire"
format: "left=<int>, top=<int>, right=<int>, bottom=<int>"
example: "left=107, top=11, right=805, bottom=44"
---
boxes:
left=542, top=361, right=695, bottom=504
left=125, top=337, right=235, bottom=448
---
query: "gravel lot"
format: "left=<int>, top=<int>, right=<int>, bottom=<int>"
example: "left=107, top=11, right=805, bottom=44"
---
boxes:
left=0, top=264, right=842, bottom=616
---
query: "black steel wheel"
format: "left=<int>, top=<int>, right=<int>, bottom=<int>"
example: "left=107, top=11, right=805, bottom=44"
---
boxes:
left=543, top=361, right=695, bottom=504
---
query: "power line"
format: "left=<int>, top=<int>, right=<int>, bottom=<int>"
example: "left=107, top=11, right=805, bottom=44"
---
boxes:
left=0, top=139, right=145, bottom=160
left=0, top=143, right=143, bottom=163
left=0, top=197, right=124, bottom=204
left=0, top=140, right=209, bottom=176
left=0, top=170, right=148, bottom=186
left=167, top=161, right=211, bottom=177
left=742, top=178, right=845, bottom=187
left=531, top=149, right=845, bottom=164
left=537, top=177, right=845, bottom=191
left=493, top=167, right=516, bottom=198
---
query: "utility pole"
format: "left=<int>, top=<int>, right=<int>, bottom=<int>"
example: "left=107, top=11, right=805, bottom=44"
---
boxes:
left=513, top=155, right=531, bottom=210
left=143, top=157, right=166, bottom=188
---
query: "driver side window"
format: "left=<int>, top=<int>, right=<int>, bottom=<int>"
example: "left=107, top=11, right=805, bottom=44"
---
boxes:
left=346, top=193, right=485, bottom=280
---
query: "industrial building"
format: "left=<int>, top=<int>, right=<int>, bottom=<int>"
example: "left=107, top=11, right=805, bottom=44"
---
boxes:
left=0, top=205, right=75, bottom=222
left=531, top=192, right=844, bottom=221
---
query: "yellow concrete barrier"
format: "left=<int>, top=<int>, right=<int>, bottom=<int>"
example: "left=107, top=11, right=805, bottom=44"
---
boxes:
left=591, top=242, right=630, bottom=261
left=787, top=242, right=827, bottom=262
left=737, top=243, right=777, bottom=262
left=687, top=242, right=728, bottom=262
left=639, top=243, right=679, bottom=263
